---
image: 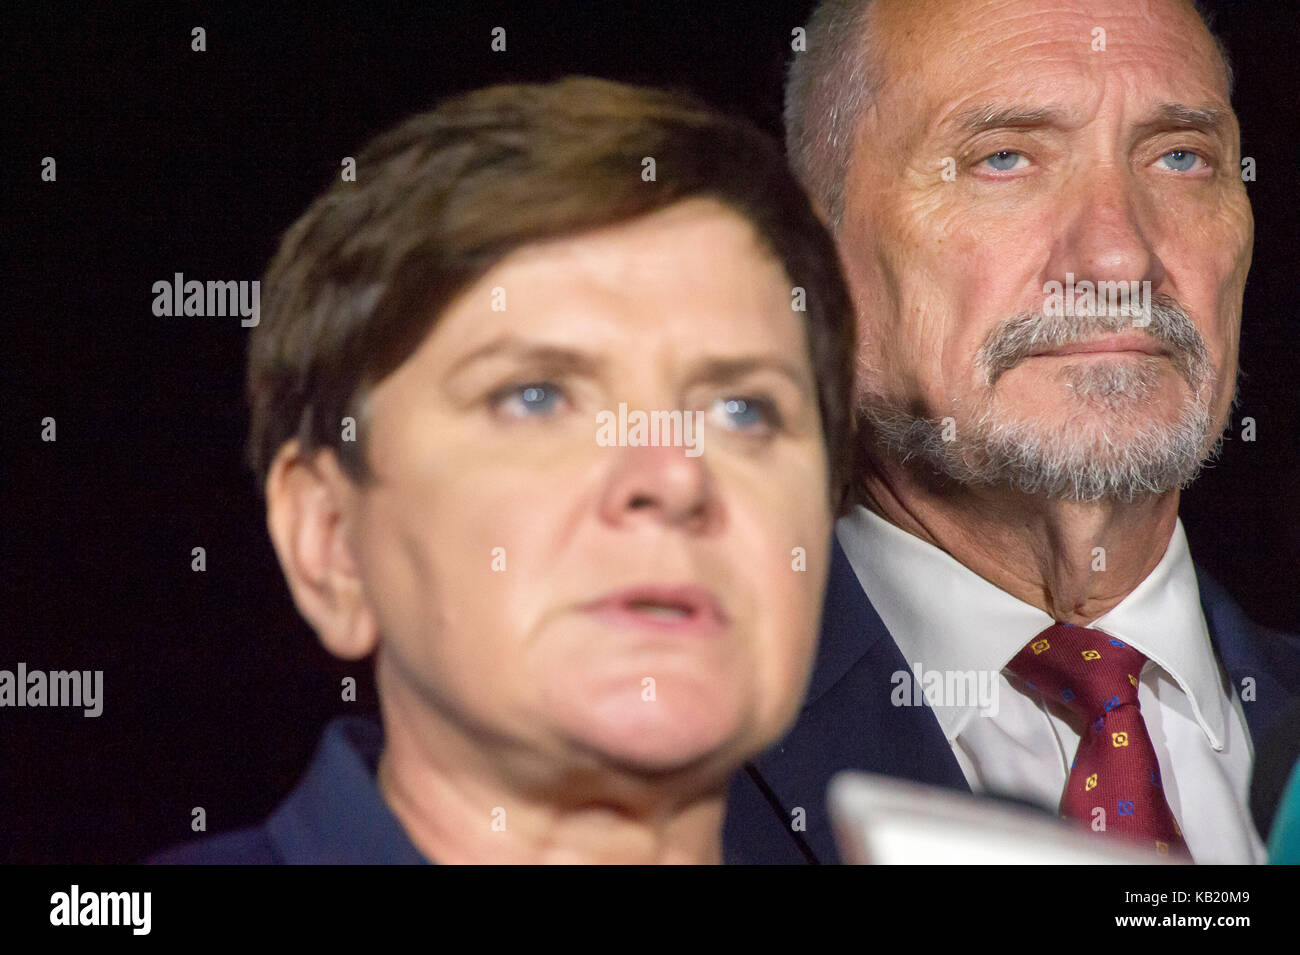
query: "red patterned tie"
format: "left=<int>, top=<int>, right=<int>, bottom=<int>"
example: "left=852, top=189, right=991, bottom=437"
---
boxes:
left=1006, top=623, right=1190, bottom=859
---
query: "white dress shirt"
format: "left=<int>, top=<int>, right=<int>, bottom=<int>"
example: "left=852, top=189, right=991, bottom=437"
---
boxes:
left=835, top=504, right=1266, bottom=864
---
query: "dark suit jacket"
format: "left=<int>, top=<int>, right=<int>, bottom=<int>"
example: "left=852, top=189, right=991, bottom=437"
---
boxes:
left=722, top=534, right=1300, bottom=864
left=148, top=716, right=430, bottom=864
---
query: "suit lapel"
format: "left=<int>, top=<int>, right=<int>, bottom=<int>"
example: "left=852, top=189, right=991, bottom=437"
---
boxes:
left=725, top=534, right=966, bottom=864
left=1195, top=564, right=1300, bottom=747
left=725, top=545, right=1300, bottom=864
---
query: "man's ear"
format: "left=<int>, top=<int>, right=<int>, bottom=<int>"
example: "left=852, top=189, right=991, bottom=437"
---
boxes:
left=264, top=439, right=379, bottom=660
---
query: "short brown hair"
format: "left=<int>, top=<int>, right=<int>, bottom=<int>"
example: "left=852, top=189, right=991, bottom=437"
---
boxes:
left=247, top=77, right=856, bottom=508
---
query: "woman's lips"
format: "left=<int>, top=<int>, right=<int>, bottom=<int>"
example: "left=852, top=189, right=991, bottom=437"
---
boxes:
left=580, top=585, right=729, bottom=636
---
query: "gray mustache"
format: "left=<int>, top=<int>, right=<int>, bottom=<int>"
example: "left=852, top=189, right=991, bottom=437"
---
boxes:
left=978, top=293, right=1211, bottom=389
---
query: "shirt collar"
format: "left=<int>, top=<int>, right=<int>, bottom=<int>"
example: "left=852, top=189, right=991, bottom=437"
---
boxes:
left=266, top=715, right=431, bottom=864
left=834, top=506, right=1228, bottom=749
left=1089, top=518, right=1228, bottom=749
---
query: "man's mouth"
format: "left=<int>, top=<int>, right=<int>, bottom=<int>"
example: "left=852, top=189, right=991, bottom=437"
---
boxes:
left=1028, top=333, right=1168, bottom=359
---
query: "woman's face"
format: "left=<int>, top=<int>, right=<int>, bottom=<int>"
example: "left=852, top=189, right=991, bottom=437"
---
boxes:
left=346, top=198, right=832, bottom=781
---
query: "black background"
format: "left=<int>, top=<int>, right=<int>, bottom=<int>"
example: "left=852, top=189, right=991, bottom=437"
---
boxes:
left=3, top=0, right=1297, bottom=863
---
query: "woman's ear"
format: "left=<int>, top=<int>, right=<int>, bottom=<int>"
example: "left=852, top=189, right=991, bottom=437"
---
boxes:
left=264, top=440, right=379, bottom=660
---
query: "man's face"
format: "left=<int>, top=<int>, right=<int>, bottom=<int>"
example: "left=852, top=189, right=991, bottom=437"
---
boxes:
left=342, top=199, right=830, bottom=782
left=839, top=0, right=1252, bottom=500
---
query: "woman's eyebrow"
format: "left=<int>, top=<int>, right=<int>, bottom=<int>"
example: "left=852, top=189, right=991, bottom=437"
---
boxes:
left=443, top=337, right=814, bottom=397
left=444, top=337, right=604, bottom=379
left=685, top=355, right=815, bottom=398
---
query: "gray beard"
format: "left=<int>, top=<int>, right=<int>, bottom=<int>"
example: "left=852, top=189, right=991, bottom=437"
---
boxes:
left=856, top=299, right=1232, bottom=504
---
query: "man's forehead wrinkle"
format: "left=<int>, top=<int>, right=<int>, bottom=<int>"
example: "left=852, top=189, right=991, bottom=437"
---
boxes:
left=921, top=2, right=1096, bottom=66
left=876, top=0, right=1232, bottom=110
left=876, top=3, right=1100, bottom=145
left=852, top=0, right=1235, bottom=187
left=918, top=63, right=1230, bottom=149
left=891, top=0, right=1219, bottom=89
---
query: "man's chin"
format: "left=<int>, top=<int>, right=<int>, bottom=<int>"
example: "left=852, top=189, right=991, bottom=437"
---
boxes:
left=988, top=410, right=1193, bottom=453
left=997, top=362, right=1185, bottom=419
left=864, top=405, right=1218, bottom=502
left=954, top=420, right=1216, bottom=502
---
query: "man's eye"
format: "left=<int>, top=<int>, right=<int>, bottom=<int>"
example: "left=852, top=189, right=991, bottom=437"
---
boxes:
left=491, top=381, right=564, bottom=418
left=979, top=150, right=1028, bottom=172
left=1158, top=149, right=1204, bottom=172
left=709, top=396, right=780, bottom=433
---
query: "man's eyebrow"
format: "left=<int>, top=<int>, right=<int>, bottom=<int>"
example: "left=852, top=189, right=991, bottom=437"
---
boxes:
left=947, top=104, right=1069, bottom=134
left=1135, top=102, right=1231, bottom=136
left=945, top=102, right=1232, bottom=139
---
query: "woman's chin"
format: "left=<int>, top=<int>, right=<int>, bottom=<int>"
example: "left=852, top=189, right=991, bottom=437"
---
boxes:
left=558, top=695, right=755, bottom=776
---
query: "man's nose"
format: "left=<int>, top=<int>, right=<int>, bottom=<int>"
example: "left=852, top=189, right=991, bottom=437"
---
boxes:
left=1045, top=163, right=1167, bottom=292
left=596, top=441, right=717, bottom=534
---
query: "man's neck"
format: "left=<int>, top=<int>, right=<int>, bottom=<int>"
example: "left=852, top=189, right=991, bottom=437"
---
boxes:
left=856, top=458, right=1180, bottom=624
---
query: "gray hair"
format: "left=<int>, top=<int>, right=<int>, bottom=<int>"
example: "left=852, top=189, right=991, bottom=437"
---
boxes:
left=785, top=0, right=1236, bottom=233
left=784, top=0, right=881, bottom=232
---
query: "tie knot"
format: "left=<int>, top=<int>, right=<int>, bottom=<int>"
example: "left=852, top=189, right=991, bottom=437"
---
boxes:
left=1006, top=623, right=1147, bottom=720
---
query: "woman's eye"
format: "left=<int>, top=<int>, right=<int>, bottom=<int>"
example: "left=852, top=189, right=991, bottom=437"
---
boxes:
left=979, top=150, right=1028, bottom=172
left=491, top=381, right=564, bottom=418
left=710, top=396, right=779, bottom=433
left=1158, top=149, right=1203, bottom=172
